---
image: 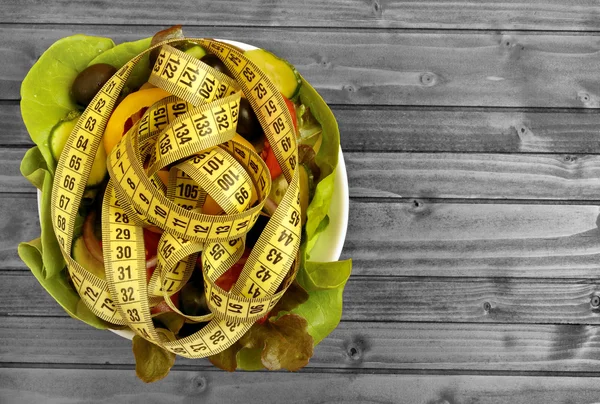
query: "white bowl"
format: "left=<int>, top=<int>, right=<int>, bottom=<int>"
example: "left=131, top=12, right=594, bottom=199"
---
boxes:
left=36, top=38, right=349, bottom=341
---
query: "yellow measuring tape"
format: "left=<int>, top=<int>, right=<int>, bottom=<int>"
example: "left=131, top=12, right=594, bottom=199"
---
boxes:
left=50, top=39, right=302, bottom=357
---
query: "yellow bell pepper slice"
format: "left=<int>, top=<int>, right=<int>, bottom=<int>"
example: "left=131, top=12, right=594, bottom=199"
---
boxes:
left=103, top=87, right=170, bottom=154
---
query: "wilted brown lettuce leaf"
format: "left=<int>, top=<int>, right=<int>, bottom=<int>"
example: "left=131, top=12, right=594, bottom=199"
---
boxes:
left=209, top=342, right=243, bottom=372
left=259, top=314, right=313, bottom=371
left=132, top=335, right=176, bottom=383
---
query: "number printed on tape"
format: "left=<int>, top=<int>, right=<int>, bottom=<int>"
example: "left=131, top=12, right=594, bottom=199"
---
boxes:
left=50, top=39, right=302, bottom=357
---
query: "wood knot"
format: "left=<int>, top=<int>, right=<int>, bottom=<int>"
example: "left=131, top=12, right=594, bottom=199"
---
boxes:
left=346, top=340, right=364, bottom=361
left=420, top=72, right=437, bottom=87
left=191, top=375, right=207, bottom=393
left=372, top=0, right=383, bottom=17
left=591, top=295, right=600, bottom=309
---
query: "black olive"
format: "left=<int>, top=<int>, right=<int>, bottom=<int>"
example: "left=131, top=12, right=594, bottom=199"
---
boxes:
left=179, top=281, right=209, bottom=317
left=237, top=97, right=263, bottom=141
left=71, top=63, right=117, bottom=106
left=200, top=53, right=232, bottom=77
left=178, top=321, right=208, bottom=338
left=245, top=214, right=270, bottom=248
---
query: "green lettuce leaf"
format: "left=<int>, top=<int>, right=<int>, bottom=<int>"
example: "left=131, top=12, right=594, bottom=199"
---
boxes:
left=298, top=77, right=340, bottom=257
left=20, top=146, right=64, bottom=278
left=290, top=279, right=346, bottom=345
left=17, top=238, right=109, bottom=329
left=88, top=37, right=152, bottom=93
left=20, top=35, right=115, bottom=173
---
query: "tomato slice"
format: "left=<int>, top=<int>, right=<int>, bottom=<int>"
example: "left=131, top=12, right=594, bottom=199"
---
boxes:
left=282, top=94, right=298, bottom=132
left=214, top=249, right=251, bottom=292
left=150, top=292, right=180, bottom=314
left=263, top=143, right=283, bottom=180
left=143, top=228, right=161, bottom=280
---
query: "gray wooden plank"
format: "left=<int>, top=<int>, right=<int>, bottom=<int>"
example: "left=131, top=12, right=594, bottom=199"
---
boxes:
left=347, top=152, right=600, bottom=200
left=4, top=369, right=600, bottom=404
left=4, top=317, right=600, bottom=372
left=336, top=106, right=600, bottom=154
left=6, top=102, right=600, bottom=153
left=6, top=272, right=600, bottom=324
left=0, top=148, right=29, bottom=193
left=5, top=195, right=600, bottom=278
left=8, top=147, right=600, bottom=200
left=343, top=200, right=600, bottom=278
left=4, top=26, right=600, bottom=107
left=3, top=1, right=600, bottom=31
left=0, top=193, right=38, bottom=270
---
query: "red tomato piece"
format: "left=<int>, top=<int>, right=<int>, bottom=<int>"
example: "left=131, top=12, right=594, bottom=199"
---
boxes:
left=215, top=249, right=251, bottom=292
left=282, top=94, right=298, bottom=131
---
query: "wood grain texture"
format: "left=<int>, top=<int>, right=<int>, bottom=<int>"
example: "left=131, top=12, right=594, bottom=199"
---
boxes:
left=5, top=195, right=600, bottom=278
left=336, top=106, right=600, bottom=154
left=10, top=147, right=600, bottom=200
left=0, top=193, right=39, bottom=270
left=5, top=272, right=600, bottom=324
left=3, top=1, right=600, bottom=31
left=5, top=26, right=600, bottom=108
left=347, top=152, right=600, bottom=200
left=344, top=200, right=600, bottom=278
left=4, top=369, right=600, bottom=404
left=7, top=102, right=600, bottom=154
left=0, top=148, right=29, bottom=193
left=4, top=317, right=600, bottom=372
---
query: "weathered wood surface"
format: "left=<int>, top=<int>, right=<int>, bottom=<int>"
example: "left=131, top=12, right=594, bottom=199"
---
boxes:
left=4, top=27, right=600, bottom=108
left=4, top=317, right=600, bottom=373
left=6, top=193, right=600, bottom=278
left=4, top=0, right=600, bottom=400
left=3, top=1, right=600, bottom=31
left=5, top=370, right=600, bottom=404
left=5, top=272, right=600, bottom=324
left=7, top=148, right=600, bottom=199
left=6, top=102, right=600, bottom=154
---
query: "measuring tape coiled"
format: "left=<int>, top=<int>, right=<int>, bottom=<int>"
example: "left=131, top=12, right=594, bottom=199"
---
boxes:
left=50, top=39, right=303, bottom=358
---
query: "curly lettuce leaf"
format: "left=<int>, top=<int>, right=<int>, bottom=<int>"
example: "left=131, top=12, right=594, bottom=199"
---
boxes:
left=88, top=37, right=152, bottom=93
left=215, top=314, right=313, bottom=372
left=20, top=35, right=115, bottom=172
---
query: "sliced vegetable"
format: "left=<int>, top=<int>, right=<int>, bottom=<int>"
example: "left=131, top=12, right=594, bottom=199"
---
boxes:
left=262, top=143, right=282, bottom=179
left=245, top=49, right=302, bottom=99
left=72, top=236, right=105, bottom=280
left=103, top=87, right=170, bottom=154
left=184, top=45, right=207, bottom=60
left=50, top=112, right=107, bottom=188
left=82, top=211, right=103, bottom=263
left=283, top=95, right=298, bottom=131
